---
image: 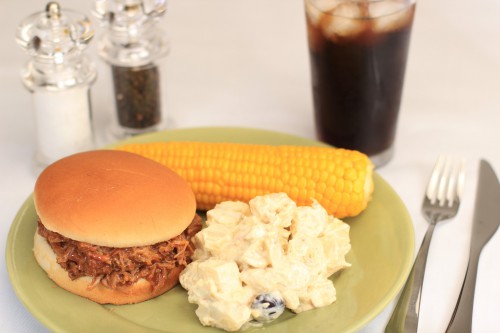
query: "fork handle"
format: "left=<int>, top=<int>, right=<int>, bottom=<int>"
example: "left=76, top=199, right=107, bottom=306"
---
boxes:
left=385, top=222, right=436, bottom=333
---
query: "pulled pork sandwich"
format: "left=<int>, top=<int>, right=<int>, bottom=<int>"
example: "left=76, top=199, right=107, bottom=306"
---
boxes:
left=33, top=150, right=202, bottom=305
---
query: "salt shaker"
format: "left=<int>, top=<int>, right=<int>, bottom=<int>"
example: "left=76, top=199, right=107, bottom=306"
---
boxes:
left=16, top=2, right=96, bottom=172
left=93, top=0, right=169, bottom=139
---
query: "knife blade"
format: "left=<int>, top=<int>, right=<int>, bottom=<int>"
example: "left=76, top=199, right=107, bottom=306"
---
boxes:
left=446, top=159, right=500, bottom=333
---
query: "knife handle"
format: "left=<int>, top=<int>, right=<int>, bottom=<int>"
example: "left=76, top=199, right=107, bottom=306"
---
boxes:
left=445, top=252, right=480, bottom=333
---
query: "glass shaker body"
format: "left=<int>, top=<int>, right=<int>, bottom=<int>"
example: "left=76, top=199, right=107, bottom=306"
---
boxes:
left=17, top=2, right=96, bottom=171
left=94, top=0, right=169, bottom=140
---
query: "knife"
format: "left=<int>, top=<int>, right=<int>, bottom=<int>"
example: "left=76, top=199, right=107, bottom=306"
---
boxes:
left=446, top=159, right=500, bottom=333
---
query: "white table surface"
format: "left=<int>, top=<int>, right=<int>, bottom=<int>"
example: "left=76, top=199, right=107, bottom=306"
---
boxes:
left=1, top=0, right=499, bottom=332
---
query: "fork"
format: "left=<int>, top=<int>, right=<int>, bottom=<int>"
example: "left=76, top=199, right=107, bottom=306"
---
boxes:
left=385, top=155, right=466, bottom=333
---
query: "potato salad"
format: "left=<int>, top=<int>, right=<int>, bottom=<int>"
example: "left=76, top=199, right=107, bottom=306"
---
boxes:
left=179, top=193, right=351, bottom=331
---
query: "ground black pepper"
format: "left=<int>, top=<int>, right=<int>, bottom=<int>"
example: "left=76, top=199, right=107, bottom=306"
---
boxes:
left=112, top=64, right=161, bottom=129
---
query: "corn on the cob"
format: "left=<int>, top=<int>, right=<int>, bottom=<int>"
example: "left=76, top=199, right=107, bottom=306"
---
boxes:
left=115, top=142, right=374, bottom=218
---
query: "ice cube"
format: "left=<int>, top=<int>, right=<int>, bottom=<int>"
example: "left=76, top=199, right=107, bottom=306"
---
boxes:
left=321, top=3, right=368, bottom=39
left=369, top=0, right=407, bottom=17
left=305, top=0, right=339, bottom=27
left=305, top=1, right=337, bottom=50
left=305, top=2, right=322, bottom=27
left=333, top=1, right=369, bottom=19
left=370, top=0, right=414, bottom=33
left=307, top=0, right=342, bottom=13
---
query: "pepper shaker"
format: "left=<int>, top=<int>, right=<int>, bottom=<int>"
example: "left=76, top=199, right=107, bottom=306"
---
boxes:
left=16, top=2, right=96, bottom=172
left=93, top=0, right=169, bottom=139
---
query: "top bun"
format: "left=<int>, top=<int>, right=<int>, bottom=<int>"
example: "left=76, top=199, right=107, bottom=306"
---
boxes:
left=34, top=150, right=196, bottom=247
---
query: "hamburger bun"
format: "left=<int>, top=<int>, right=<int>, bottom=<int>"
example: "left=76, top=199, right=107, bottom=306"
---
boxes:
left=33, top=231, right=183, bottom=305
left=34, top=149, right=196, bottom=247
left=33, top=150, right=199, bottom=304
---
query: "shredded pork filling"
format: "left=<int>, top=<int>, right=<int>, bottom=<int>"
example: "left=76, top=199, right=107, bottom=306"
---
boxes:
left=37, top=215, right=202, bottom=291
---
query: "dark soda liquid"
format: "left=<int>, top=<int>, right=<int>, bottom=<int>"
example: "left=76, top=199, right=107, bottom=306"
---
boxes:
left=307, top=5, right=415, bottom=157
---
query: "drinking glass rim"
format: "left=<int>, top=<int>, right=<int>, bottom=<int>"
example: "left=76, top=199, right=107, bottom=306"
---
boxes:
left=305, top=0, right=416, bottom=20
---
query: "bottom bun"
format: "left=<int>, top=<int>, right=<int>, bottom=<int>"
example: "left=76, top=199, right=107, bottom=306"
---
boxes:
left=33, top=229, right=182, bottom=305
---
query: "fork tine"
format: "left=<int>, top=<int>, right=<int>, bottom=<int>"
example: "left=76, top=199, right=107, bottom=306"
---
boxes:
left=437, top=156, right=453, bottom=206
left=427, top=155, right=445, bottom=204
left=457, top=159, right=466, bottom=200
left=446, top=158, right=460, bottom=207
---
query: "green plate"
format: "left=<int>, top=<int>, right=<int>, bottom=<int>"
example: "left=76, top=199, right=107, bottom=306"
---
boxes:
left=6, top=127, right=414, bottom=333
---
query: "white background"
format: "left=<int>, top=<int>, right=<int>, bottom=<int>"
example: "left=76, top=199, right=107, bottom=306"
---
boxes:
left=1, top=0, right=499, bottom=332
